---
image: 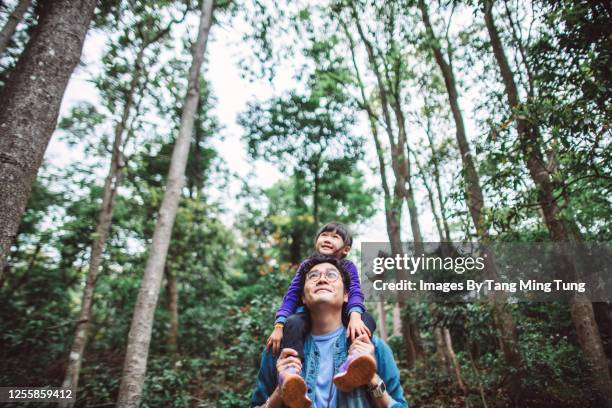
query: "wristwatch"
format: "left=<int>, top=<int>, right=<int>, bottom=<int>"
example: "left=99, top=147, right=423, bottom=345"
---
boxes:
left=367, top=377, right=386, bottom=399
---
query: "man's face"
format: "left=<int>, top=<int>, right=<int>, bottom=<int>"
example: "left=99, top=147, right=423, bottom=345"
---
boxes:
left=315, top=230, right=350, bottom=257
left=302, top=262, right=348, bottom=308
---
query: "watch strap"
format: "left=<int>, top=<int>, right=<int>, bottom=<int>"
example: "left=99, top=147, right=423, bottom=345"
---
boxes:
left=368, top=377, right=386, bottom=399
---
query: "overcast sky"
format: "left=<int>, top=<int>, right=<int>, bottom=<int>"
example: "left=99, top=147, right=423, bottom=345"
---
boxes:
left=45, top=7, right=447, bottom=255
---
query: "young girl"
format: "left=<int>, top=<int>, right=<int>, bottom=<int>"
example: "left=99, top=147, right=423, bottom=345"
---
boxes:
left=266, top=222, right=377, bottom=406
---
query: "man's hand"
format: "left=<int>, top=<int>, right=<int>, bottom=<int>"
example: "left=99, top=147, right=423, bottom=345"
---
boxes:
left=347, top=312, right=371, bottom=341
left=276, top=348, right=302, bottom=374
left=266, top=325, right=284, bottom=355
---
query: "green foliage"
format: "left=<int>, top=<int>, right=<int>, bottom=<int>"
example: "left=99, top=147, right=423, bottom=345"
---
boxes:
left=1, top=0, right=610, bottom=407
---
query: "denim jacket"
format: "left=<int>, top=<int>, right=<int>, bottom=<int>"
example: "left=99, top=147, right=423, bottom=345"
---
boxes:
left=251, top=328, right=409, bottom=407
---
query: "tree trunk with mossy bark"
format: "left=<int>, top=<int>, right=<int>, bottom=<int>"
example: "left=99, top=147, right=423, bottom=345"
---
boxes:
left=483, top=1, right=612, bottom=404
left=0, top=0, right=97, bottom=279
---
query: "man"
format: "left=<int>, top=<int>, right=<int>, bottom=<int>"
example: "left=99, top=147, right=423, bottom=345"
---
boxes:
left=251, top=255, right=408, bottom=408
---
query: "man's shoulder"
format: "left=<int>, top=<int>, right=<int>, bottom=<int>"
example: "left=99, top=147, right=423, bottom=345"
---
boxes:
left=371, top=336, right=395, bottom=358
left=371, top=335, right=388, bottom=347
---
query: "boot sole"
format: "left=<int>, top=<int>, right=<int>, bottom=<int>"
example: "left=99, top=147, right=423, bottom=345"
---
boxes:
left=281, top=374, right=311, bottom=408
left=333, top=354, right=377, bottom=393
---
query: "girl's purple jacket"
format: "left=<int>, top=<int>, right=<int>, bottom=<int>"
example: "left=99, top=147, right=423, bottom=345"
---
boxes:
left=274, top=259, right=366, bottom=324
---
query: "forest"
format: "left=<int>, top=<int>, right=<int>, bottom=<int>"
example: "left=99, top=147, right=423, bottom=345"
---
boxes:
left=0, top=0, right=610, bottom=407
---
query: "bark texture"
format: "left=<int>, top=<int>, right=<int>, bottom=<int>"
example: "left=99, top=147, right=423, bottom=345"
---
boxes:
left=419, top=0, right=523, bottom=383
left=116, top=2, right=214, bottom=406
left=424, top=118, right=451, bottom=242
left=346, top=4, right=425, bottom=366
left=0, top=0, right=97, bottom=278
left=58, top=44, right=148, bottom=407
left=0, top=0, right=31, bottom=56
left=483, top=1, right=612, bottom=404
left=377, top=296, right=388, bottom=342
left=165, top=266, right=179, bottom=356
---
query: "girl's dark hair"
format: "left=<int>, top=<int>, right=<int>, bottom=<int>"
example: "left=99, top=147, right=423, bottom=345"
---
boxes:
left=299, top=254, right=351, bottom=292
left=314, top=221, right=353, bottom=249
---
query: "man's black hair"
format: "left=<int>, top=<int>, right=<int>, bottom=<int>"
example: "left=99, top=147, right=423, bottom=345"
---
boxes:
left=314, top=221, right=353, bottom=249
left=299, top=254, right=351, bottom=293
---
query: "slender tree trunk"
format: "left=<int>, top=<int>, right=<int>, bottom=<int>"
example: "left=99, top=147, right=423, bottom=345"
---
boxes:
left=377, top=295, right=388, bottom=342
left=389, top=94, right=423, bottom=252
left=290, top=177, right=302, bottom=265
left=424, top=115, right=451, bottom=242
left=501, top=0, right=535, bottom=96
left=59, top=35, right=161, bottom=405
left=116, top=2, right=214, bottom=406
left=392, top=302, right=402, bottom=337
left=419, top=0, right=523, bottom=385
left=347, top=4, right=427, bottom=365
left=410, top=147, right=444, bottom=243
left=433, top=326, right=452, bottom=375
left=193, top=108, right=204, bottom=196
left=0, top=0, right=97, bottom=277
left=483, top=1, right=612, bottom=404
left=418, top=0, right=484, bottom=237
left=340, top=15, right=405, bottom=341
left=469, top=348, right=489, bottom=408
left=0, top=0, right=31, bottom=56
left=443, top=327, right=467, bottom=392
left=313, top=160, right=320, bottom=226
left=58, top=91, right=128, bottom=407
left=165, top=265, right=179, bottom=357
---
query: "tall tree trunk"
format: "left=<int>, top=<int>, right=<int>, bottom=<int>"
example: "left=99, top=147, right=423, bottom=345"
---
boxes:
left=410, top=147, right=444, bottom=243
left=312, top=160, right=320, bottom=226
left=389, top=92, right=423, bottom=253
left=192, top=106, right=204, bottom=196
left=443, top=327, right=467, bottom=392
left=346, top=4, right=427, bottom=366
left=433, top=326, right=452, bottom=376
left=59, top=18, right=176, bottom=400
left=419, top=0, right=523, bottom=384
left=483, top=1, right=612, bottom=404
left=116, top=2, right=214, bottom=406
left=165, top=265, right=179, bottom=357
left=340, top=14, right=405, bottom=341
left=377, top=295, right=388, bottom=342
left=58, top=51, right=137, bottom=405
left=0, top=0, right=31, bottom=56
left=0, top=0, right=97, bottom=278
left=424, top=114, right=451, bottom=242
left=418, top=0, right=484, bottom=237
left=392, top=302, right=402, bottom=337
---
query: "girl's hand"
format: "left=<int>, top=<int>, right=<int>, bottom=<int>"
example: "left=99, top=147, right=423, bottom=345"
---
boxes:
left=347, top=312, right=371, bottom=341
left=276, top=348, right=302, bottom=374
left=266, top=325, right=284, bottom=355
left=349, top=333, right=376, bottom=361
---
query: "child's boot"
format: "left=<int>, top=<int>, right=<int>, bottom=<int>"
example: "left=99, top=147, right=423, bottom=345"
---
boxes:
left=278, top=366, right=311, bottom=408
left=332, top=351, right=376, bottom=393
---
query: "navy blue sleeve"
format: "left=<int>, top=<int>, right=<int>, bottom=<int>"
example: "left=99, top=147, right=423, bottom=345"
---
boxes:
left=373, top=337, right=409, bottom=407
left=251, top=347, right=279, bottom=407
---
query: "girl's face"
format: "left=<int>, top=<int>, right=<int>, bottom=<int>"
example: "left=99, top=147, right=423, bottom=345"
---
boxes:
left=315, top=230, right=350, bottom=257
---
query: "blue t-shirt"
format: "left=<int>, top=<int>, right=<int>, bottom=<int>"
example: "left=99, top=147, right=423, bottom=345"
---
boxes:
left=311, top=325, right=343, bottom=408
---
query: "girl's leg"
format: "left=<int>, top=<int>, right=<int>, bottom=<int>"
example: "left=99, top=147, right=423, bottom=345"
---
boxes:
left=280, top=312, right=310, bottom=360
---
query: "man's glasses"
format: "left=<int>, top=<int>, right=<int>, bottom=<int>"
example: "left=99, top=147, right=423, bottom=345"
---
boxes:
left=306, top=269, right=340, bottom=282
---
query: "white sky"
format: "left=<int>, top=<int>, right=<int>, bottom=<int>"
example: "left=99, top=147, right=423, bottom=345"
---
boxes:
left=43, top=4, right=468, bottom=255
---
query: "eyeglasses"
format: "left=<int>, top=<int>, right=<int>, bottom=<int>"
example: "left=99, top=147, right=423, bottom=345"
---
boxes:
left=306, top=269, right=340, bottom=282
